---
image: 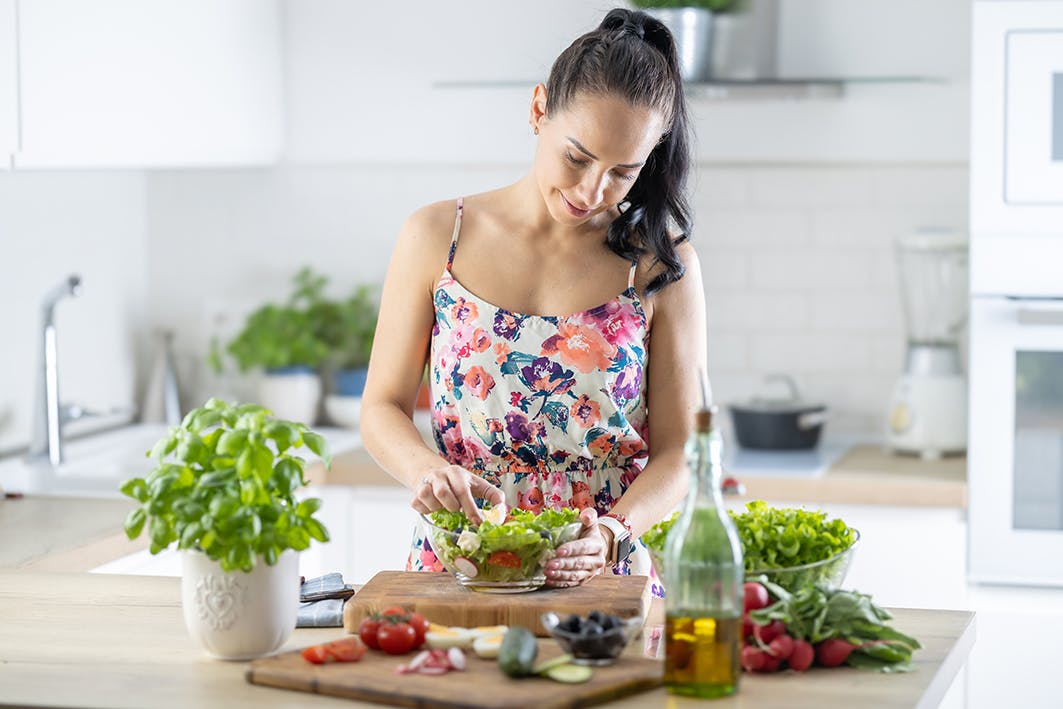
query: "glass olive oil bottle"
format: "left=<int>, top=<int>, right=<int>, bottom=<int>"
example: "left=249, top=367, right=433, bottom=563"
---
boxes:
left=663, top=405, right=744, bottom=698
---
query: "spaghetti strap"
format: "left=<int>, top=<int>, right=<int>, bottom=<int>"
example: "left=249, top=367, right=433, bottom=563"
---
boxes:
left=627, top=259, right=638, bottom=291
left=446, top=197, right=464, bottom=270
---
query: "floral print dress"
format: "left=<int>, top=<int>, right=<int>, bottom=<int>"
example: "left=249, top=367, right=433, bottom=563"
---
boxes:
left=407, top=198, right=662, bottom=596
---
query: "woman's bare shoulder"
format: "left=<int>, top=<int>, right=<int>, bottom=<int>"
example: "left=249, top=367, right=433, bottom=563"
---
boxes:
left=635, top=239, right=702, bottom=323
left=400, top=199, right=460, bottom=248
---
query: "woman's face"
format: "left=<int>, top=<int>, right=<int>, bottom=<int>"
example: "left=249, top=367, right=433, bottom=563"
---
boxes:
left=531, top=89, right=667, bottom=227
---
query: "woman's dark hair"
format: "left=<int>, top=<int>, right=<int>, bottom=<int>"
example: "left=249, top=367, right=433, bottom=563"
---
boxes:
left=546, top=7, right=692, bottom=295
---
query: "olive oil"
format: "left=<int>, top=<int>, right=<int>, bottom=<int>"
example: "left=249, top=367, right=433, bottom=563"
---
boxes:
left=664, top=614, right=741, bottom=698
left=663, top=397, right=744, bottom=699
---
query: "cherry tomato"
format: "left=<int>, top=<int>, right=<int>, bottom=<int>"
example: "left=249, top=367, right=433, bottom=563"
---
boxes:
left=325, top=637, right=366, bottom=662
left=408, top=612, right=430, bottom=648
left=301, top=644, right=329, bottom=664
left=487, top=551, right=522, bottom=568
left=743, top=582, right=770, bottom=612
left=378, top=622, right=417, bottom=655
left=380, top=605, right=409, bottom=619
left=358, top=617, right=382, bottom=650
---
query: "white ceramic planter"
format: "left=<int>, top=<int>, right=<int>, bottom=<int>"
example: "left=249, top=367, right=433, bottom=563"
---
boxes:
left=180, top=549, right=299, bottom=660
left=257, top=369, right=322, bottom=425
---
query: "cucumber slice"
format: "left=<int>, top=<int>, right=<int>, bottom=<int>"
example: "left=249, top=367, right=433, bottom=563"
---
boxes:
left=544, top=663, right=593, bottom=684
left=532, top=653, right=574, bottom=675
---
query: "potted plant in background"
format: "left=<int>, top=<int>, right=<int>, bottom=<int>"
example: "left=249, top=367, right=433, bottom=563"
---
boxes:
left=222, top=268, right=331, bottom=424
left=120, top=397, right=331, bottom=659
left=632, top=0, right=778, bottom=81
left=316, top=284, right=379, bottom=428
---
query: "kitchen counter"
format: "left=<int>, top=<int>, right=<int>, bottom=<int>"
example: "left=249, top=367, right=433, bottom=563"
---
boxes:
left=310, top=444, right=967, bottom=508
left=0, top=570, right=974, bottom=709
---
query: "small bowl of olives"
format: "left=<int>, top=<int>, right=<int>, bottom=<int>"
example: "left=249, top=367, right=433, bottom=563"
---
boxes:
left=540, top=610, right=644, bottom=666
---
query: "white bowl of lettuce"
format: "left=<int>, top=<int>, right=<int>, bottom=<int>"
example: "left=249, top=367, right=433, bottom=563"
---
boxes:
left=421, top=506, right=582, bottom=593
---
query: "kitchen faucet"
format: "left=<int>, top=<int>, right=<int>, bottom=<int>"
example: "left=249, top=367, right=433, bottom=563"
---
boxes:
left=28, top=274, right=82, bottom=466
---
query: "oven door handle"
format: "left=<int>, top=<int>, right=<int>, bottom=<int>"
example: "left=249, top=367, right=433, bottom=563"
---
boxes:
left=1012, top=298, right=1063, bottom=326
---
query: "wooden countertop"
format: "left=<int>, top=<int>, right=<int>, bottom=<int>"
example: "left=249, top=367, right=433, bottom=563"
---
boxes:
left=0, top=571, right=974, bottom=709
left=312, top=444, right=967, bottom=508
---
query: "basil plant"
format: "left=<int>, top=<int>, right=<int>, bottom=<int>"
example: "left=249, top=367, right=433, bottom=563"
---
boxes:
left=120, top=398, right=331, bottom=572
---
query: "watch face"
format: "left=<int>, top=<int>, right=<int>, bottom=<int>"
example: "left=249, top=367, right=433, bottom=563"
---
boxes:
left=617, top=536, right=635, bottom=563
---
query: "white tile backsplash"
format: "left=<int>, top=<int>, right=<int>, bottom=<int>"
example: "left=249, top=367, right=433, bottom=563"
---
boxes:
left=702, top=164, right=967, bottom=435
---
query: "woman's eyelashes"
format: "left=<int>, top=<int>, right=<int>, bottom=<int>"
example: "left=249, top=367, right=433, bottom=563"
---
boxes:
left=564, top=152, right=637, bottom=182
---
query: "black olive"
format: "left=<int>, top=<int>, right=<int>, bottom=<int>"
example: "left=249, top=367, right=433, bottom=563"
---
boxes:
left=561, top=614, right=582, bottom=633
left=581, top=620, right=604, bottom=637
left=539, top=529, right=551, bottom=540
left=600, top=614, right=619, bottom=630
left=587, top=610, right=605, bottom=625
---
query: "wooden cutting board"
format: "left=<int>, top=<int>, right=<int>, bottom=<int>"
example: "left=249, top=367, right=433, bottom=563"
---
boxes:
left=343, top=571, right=653, bottom=637
left=246, top=638, right=663, bottom=709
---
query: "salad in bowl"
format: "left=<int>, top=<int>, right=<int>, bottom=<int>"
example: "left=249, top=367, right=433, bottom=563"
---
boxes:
left=421, top=505, right=582, bottom=593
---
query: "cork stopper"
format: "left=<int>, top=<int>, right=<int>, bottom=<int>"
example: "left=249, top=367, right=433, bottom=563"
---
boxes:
left=694, top=407, right=714, bottom=433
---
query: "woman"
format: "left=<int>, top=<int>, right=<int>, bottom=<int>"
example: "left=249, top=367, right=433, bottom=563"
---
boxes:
left=360, top=7, right=706, bottom=592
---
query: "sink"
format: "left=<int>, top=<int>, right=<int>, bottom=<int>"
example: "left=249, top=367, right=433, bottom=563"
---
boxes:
left=0, top=423, right=359, bottom=499
left=0, top=424, right=171, bottom=498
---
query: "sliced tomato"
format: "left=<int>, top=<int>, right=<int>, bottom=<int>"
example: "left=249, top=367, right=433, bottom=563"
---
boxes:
left=487, top=551, right=522, bottom=569
left=301, top=644, right=330, bottom=665
left=325, top=636, right=366, bottom=663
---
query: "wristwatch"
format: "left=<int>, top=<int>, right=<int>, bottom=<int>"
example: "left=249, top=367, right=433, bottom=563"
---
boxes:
left=598, top=513, right=634, bottom=566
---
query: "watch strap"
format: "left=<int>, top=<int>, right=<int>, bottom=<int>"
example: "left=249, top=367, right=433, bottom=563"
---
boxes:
left=598, top=514, right=634, bottom=565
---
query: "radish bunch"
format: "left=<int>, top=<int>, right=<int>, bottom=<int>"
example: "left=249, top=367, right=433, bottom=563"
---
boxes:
left=739, top=579, right=921, bottom=674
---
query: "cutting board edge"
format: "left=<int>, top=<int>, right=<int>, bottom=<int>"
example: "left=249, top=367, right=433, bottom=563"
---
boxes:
left=343, top=571, right=653, bottom=637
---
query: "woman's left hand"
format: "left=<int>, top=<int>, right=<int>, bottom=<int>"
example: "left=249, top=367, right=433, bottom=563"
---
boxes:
left=545, top=507, right=608, bottom=588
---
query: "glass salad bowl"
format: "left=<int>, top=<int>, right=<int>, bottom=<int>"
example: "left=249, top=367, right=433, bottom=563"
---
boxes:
left=420, top=507, right=583, bottom=594
left=747, top=529, right=860, bottom=592
left=644, top=502, right=861, bottom=594
left=648, top=529, right=859, bottom=593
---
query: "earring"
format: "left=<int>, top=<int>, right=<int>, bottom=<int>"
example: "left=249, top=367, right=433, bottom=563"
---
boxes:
left=533, top=126, right=539, bottom=135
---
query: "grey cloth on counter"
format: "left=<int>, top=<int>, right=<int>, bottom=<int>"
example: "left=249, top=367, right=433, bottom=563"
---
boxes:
left=296, top=572, right=353, bottom=628
left=298, top=598, right=346, bottom=628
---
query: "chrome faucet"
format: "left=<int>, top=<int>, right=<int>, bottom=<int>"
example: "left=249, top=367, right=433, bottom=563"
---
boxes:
left=28, top=274, right=82, bottom=466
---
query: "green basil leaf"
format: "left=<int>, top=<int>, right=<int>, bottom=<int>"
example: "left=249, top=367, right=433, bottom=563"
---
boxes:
left=124, top=508, right=147, bottom=540
left=305, top=518, right=330, bottom=543
left=296, top=497, right=323, bottom=518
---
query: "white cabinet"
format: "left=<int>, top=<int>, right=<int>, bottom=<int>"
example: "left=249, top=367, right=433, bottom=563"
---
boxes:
left=0, top=0, right=16, bottom=166
left=14, top=0, right=282, bottom=168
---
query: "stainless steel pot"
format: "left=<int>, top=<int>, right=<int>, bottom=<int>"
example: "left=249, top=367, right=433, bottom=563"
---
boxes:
left=728, top=375, right=829, bottom=450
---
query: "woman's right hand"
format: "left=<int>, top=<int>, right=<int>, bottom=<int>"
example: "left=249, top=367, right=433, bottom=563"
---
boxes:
left=412, top=465, right=505, bottom=524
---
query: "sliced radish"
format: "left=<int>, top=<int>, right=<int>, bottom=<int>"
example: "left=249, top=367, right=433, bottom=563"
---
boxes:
left=447, top=647, right=467, bottom=671
left=406, top=650, right=431, bottom=672
left=453, top=556, right=479, bottom=577
left=417, top=665, right=449, bottom=675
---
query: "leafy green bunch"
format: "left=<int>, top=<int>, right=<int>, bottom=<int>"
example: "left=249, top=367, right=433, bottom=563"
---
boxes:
left=119, top=398, right=332, bottom=573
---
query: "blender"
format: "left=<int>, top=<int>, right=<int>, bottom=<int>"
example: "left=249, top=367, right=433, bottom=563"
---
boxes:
left=887, top=228, right=969, bottom=459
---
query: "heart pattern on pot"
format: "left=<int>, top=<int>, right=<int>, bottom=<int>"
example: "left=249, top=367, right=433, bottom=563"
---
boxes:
left=193, top=574, right=246, bottom=631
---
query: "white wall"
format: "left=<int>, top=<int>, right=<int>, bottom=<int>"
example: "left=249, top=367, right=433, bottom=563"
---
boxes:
left=0, top=172, right=147, bottom=453
left=0, top=0, right=972, bottom=452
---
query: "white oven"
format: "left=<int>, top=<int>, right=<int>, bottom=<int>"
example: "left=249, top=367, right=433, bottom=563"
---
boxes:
left=969, top=2, right=1063, bottom=585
